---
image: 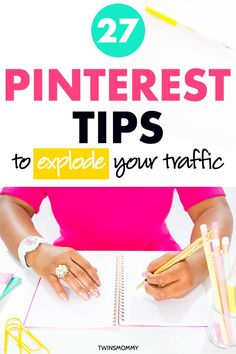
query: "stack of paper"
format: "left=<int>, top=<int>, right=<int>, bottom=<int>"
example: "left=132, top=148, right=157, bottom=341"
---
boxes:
left=0, top=272, right=21, bottom=300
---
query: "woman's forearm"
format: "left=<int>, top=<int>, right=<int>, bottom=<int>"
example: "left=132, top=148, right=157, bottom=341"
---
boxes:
left=190, top=203, right=233, bottom=244
left=0, top=195, right=41, bottom=259
left=145, top=199, right=233, bottom=300
left=0, top=195, right=101, bottom=299
left=188, top=200, right=233, bottom=283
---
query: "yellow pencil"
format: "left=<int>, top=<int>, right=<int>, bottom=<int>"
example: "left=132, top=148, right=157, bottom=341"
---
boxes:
left=200, top=224, right=228, bottom=344
left=137, top=232, right=213, bottom=289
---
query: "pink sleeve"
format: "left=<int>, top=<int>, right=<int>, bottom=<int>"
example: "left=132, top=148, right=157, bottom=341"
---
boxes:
left=0, top=187, right=47, bottom=213
left=176, top=187, right=225, bottom=211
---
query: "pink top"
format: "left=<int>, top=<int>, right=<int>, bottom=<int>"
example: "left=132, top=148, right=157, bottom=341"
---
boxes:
left=0, top=187, right=225, bottom=251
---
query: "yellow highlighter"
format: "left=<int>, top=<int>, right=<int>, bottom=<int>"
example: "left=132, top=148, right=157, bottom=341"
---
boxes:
left=145, top=6, right=194, bottom=31
left=145, top=6, right=231, bottom=50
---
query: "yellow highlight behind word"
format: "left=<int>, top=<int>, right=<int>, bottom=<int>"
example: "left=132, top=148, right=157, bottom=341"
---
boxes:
left=33, top=148, right=109, bottom=179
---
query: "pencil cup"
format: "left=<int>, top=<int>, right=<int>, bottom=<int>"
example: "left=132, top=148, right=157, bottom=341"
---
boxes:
left=207, top=305, right=236, bottom=348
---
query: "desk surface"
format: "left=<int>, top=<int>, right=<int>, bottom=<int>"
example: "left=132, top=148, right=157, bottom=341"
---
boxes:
left=0, top=242, right=235, bottom=354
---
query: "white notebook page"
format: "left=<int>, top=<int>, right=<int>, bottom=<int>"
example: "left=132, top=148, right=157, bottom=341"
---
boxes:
left=121, top=252, right=209, bottom=326
left=24, top=252, right=117, bottom=328
left=24, top=252, right=209, bottom=328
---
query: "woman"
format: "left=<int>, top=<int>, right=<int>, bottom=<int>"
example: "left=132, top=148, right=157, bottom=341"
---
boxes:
left=0, top=187, right=233, bottom=301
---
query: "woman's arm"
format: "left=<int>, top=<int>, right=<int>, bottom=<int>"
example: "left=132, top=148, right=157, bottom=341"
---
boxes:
left=145, top=196, right=233, bottom=300
left=0, top=195, right=40, bottom=258
left=0, top=195, right=100, bottom=301
left=185, top=196, right=233, bottom=285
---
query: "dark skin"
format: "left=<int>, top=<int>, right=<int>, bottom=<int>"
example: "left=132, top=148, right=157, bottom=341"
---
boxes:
left=0, top=194, right=233, bottom=301
left=145, top=196, right=233, bottom=300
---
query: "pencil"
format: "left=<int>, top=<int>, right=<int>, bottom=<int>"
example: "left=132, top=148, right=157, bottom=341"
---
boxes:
left=230, top=255, right=236, bottom=278
left=212, top=237, right=233, bottom=343
left=221, top=236, right=230, bottom=279
left=136, top=232, right=214, bottom=289
left=200, top=224, right=228, bottom=344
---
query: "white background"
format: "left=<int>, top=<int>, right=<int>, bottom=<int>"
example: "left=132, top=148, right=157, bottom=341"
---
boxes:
left=146, top=0, right=236, bottom=50
left=0, top=0, right=236, bottom=186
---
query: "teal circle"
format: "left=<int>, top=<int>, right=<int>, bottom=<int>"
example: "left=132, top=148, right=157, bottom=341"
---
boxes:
left=91, top=3, right=145, bottom=57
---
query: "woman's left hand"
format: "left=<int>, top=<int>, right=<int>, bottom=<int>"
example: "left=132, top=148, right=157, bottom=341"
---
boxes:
left=144, top=252, right=202, bottom=301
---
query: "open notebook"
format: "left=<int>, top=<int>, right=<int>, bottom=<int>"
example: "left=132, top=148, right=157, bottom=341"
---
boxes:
left=24, top=252, right=209, bottom=328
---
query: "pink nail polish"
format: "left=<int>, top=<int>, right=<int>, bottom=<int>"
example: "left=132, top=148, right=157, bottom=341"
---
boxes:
left=94, top=289, right=100, bottom=297
left=59, top=293, right=68, bottom=302
left=83, top=293, right=90, bottom=300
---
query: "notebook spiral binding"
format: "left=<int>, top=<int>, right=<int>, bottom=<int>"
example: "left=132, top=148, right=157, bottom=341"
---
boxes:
left=113, top=254, right=125, bottom=326
left=119, top=254, right=125, bottom=323
left=113, top=255, right=119, bottom=326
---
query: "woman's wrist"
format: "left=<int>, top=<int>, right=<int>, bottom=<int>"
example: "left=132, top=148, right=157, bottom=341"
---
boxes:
left=25, top=243, right=51, bottom=268
left=188, top=248, right=208, bottom=285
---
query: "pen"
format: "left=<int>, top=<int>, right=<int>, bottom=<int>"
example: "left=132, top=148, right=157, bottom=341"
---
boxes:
left=137, top=232, right=214, bottom=289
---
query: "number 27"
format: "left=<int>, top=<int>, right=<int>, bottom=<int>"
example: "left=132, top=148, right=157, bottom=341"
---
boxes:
left=97, top=18, right=139, bottom=43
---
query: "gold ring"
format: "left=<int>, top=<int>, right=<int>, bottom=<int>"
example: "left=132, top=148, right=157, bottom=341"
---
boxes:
left=55, top=264, right=69, bottom=279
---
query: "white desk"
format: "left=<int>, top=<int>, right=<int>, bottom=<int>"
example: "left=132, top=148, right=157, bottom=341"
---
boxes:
left=0, top=242, right=235, bottom=354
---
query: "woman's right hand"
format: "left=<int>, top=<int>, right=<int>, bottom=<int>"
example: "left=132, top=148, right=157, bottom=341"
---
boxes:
left=25, top=243, right=101, bottom=301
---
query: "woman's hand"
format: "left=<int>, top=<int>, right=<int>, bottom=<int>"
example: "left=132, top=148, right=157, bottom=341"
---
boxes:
left=26, top=243, right=101, bottom=301
left=144, top=251, right=206, bottom=301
